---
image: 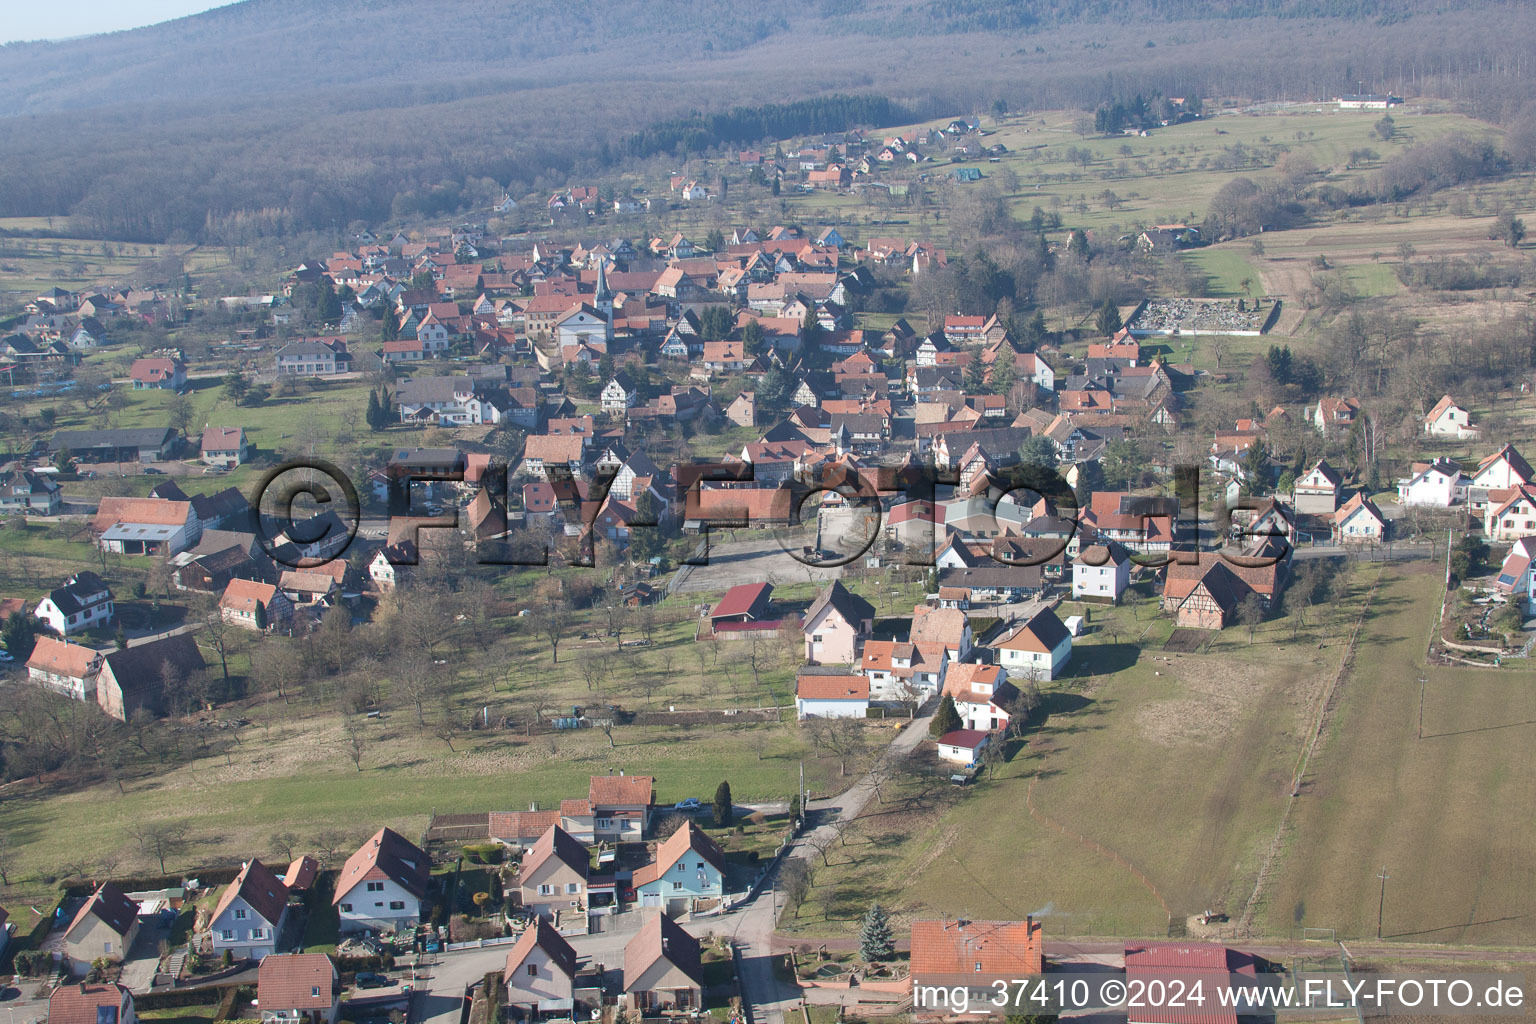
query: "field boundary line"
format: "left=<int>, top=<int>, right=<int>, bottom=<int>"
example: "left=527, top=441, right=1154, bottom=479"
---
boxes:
left=1238, top=563, right=1386, bottom=936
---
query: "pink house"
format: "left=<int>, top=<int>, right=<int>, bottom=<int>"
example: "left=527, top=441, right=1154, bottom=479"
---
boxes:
left=802, top=581, right=876, bottom=665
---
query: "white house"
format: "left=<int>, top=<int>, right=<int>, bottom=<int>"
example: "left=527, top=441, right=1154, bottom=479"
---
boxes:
left=1334, top=493, right=1388, bottom=543
left=208, top=859, right=290, bottom=961
left=1423, top=395, right=1480, bottom=440
left=1071, top=542, right=1131, bottom=603
left=503, top=918, right=578, bottom=1018
left=1485, top=484, right=1536, bottom=542
left=935, top=728, right=991, bottom=765
left=35, top=571, right=115, bottom=636
left=332, top=828, right=430, bottom=935
left=795, top=668, right=871, bottom=719
left=1292, top=459, right=1343, bottom=515
left=1495, top=537, right=1536, bottom=612
left=601, top=373, right=638, bottom=413
left=1470, top=444, right=1535, bottom=492
left=1396, top=458, right=1467, bottom=507
left=991, top=607, right=1072, bottom=681
left=941, top=663, right=1020, bottom=733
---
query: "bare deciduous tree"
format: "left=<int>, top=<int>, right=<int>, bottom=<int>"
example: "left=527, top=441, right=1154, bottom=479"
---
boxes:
left=131, top=821, right=188, bottom=874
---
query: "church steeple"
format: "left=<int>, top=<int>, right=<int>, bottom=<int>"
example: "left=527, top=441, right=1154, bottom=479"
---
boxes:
left=594, top=257, right=613, bottom=321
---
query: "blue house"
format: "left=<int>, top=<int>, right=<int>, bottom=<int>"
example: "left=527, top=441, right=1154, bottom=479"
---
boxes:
left=953, top=167, right=983, bottom=183
left=632, top=822, right=727, bottom=915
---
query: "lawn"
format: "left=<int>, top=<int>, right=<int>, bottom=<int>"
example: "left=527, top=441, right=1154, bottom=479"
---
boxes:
left=784, top=575, right=1354, bottom=940
left=1181, top=247, right=1261, bottom=298
left=1259, top=565, right=1536, bottom=946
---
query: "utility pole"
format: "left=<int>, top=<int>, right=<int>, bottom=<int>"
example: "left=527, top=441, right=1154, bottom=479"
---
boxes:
left=1376, top=867, right=1390, bottom=939
left=1417, top=675, right=1426, bottom=740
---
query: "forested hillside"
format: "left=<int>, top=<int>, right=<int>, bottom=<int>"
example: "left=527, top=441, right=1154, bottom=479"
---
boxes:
left=1, top=0, right=1534, bottom=242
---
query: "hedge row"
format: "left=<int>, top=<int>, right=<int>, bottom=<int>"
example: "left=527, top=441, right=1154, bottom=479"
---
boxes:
left=63, top=866, right=244, bottom=897
left=136, top=985, right=242, bottom=1011
left=335, top=954, right=397, bottom=973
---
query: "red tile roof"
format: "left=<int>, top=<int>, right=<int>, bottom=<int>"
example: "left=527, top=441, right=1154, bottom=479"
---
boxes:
left=589, top=774, right=652, bottom=807
left=333, top=828, right=429, bottom=904
left=212, top=859, right=289, bottom=927
left=257, top=953, right=337, bottom=1013
left=909, top=918, right=1043, bottom=975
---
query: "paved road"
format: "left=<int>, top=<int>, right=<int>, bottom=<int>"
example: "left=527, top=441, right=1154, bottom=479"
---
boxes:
left=727, top=711, right=937, bottom=1024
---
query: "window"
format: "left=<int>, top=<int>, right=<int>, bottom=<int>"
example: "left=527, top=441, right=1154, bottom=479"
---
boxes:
left=540, top=884, right=553, bottom=895
left=366, top=881, right=384, bottom=892
left=527, top=964, right=537, bottom=977
left=565, top=883, right=579, bottom=894
left=311, top=988, right=321, bottom=998
left=234, top=909, right=247, bottom=920
left=340, top=903, right=353, bottom=913
left=104, top=942, right=112, bottom=954
left=251, top=928, right=265, bottom=940
left=389, top=901, right=405, bottom=910
left=673, top=882, right=683, bottom=890
left=975, top=962, right=983, bottom=972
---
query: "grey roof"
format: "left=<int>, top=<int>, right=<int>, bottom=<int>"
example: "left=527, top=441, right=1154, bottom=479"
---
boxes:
left=394, top=376, right=475, bottom=405
left=101, top=633, right=205, bottom=694
left=805, top=580, right=875, bottom=628
left=51, top=427, right=175, bottom=452
left=939, top=565, right=1042, bottom=590
left=43, top=572, right=112, bottom=616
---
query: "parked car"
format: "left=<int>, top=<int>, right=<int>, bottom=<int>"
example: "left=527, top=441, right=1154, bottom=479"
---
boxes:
left=673, top=798, right=702, bottom=813
left=0, top=649, right=14, bottom=663
left=354, top=972, right=390, bottom=989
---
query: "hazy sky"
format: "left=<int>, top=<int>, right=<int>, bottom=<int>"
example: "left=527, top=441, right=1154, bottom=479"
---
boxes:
left=1, top=1, right=233, bottom=45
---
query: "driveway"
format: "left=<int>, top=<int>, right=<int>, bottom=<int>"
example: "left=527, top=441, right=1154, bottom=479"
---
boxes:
left=120, top=918, right=166, bottom=993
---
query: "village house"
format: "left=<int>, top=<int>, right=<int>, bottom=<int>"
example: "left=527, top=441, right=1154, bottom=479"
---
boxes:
left=274, top=337, right=351, bottom=376
left=795, top=667, right=871, bottom=719
left=49, top=984, right=136, bottom=1024
left=990, top=607, right=1072, bottom=681
left=1291, top=459, right=1343, bottom=515
left=1495, top=537, right=1536, bottom=612
left=623, top=914, right=704, bottom=1014
left=1423, top=395, right=1480, bottom=440
left=1396, top=458, right=1467, bottom=507
left=1161, top=552, right=1286, bottom=629
left=1468, top=443, right=1536, bottom=510
left=1125, top=943, right=1260, bottom=1024
left=518, top=826, right=589, bottom=921
left=34, top=571, right=114, bottom=635
left=502, top=918, right=579, bottom=1019
left=95, top=633, right=206, bottom=721
left=207, top=859, right=291, bottom=961
left=256, top=953, right=340, bottom=1024
left=935, top=728, right=991, bottom=764
left=942, top=663, right=1023, bottom=733
left=600, top=372, right=638, bottom=413
left=201, top=427, right=251, bottom=467
left=632, top=821, right=727, bottom=915
left=1310, top=396, right=1361, bottom=434
left=587, top=774, right=654, bottom=842
left=1335, top=492, right=1388, bottom=543
left=63, top=883, right=140, bottom=973
left=910, top=604, right=972, bottom=660
left=910, top=917, right=1043, bottom=977
left=332, top=828, right=431, bottom=935
left=220, top=578, right=294, bottom=632
left=803, top=580, right=876, bottom=665
left=129, top=356, right=186, bottom=390
left=1072, top=541, right=1132, bottom=603
left=26, top=636, right=106, bottom=702
left=1485, top=484, right=1536, bottom=542
left=859, top=639, right=949, bottom=698
left=0, top=467, right=62, bottom=514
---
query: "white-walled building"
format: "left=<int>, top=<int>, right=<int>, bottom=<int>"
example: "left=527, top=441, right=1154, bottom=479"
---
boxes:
left=35, top=571, right=114, bottom=636
left=332, top=828, right=430, bottom=935
left=795, top=668, right=871, bottom=719
left=1072, top=542, right=1132, bottom=603
left=991, top=607, right=1073, bottom=681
